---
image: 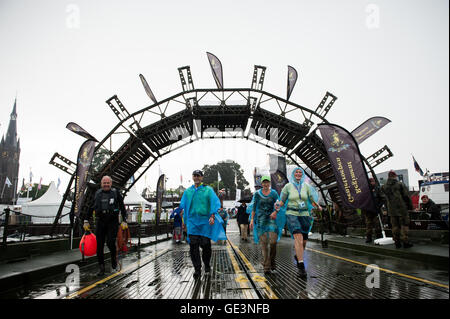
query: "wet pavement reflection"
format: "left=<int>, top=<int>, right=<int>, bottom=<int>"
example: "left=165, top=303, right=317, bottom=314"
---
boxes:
left=1, top=222, right=448, bottom=299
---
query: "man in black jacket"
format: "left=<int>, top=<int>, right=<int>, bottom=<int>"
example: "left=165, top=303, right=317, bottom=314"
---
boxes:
left=364, top=178, right=383, bottom=243
left=83, top=176, right=128, bottom=276
left=236, top=202, right=249, bottom=241
left=420, top=195, right=442, bottom=221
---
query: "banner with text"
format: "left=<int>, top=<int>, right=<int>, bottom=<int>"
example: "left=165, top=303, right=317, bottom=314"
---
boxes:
left=156, top=174, right=165, bottom=225
left=351, top=116, right=391, bottom=144
left=206, top=52, right=224, bottom=89
left=66, top=122, right=98, bottom=142
left=318, top=123, right=376, bottom=212
left=74, top=139, right=96, bottom=217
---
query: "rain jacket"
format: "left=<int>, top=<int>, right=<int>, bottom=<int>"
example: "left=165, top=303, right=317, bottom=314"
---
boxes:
left=280, top=167, right=319, bottom=217
left=380, top=177, right=412, bottom=217
left=170, top=207, right=183, bottom=228
left=420, top=199, right=442, bottom=220
left=179, top=184, right=226, bottom=243
left=251, top=188, right=286, bottom=244
left=218, top=208, right=229, bottom=226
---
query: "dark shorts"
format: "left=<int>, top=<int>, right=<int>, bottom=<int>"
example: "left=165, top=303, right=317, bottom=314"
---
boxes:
left=286, top=214, right=313, bottom=239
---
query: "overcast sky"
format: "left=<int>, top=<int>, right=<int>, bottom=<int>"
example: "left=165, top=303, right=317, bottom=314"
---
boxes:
left=0, top=0, right=448, bottom=195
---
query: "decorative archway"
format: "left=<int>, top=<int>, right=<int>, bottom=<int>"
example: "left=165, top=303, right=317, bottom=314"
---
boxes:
left=50, top=59, right=393, bottom=228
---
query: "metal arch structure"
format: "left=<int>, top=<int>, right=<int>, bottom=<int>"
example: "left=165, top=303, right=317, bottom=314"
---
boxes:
left=50, top=63, right=393, bottom=229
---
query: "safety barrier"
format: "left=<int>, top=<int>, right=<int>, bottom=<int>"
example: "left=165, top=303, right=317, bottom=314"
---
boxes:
left=1, top=208, right=173, bottom=248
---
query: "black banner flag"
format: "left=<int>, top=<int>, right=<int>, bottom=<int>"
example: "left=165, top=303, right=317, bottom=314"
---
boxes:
left=206, top=52, right=224, bottom=89
left=351, top=116, right=391, bottom=144
left=156, top=174, right=165, bottom=225
left=286, top=65, right=298, bottom=100
left=66, top=122, right=98, bottom=142
left=139, top=74, right=157, bottom=104
left=73, top=139, right=96, bottom=217
left=271, top=170, right=289, bottom=196
left=318, top=123, right=376, bottom=213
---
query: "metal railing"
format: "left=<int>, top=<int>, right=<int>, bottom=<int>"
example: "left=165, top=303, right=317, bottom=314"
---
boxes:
left=1, top=208, right=174, bottom=248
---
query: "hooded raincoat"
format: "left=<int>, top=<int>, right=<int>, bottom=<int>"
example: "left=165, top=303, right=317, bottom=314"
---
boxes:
left=250, top=188, right=287, bottom=244
left=280, top=167, right=319, bottom=235
left=179, top=184, right=226, bottom=243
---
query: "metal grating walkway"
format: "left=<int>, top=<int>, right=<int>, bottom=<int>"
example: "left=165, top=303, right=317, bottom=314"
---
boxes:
left=66, top=224, right=449, bottom=299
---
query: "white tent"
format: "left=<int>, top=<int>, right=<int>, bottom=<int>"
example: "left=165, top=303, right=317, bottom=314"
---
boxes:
left=21, top=181, right=71, bottom=224
left=124, top=186, right=152, bottom=206
left=124, top=186, right=152, bottom=222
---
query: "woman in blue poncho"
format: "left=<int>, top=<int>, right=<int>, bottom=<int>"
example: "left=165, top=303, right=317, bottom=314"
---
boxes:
left=250, top=175, right=285, bottom=274
left=278, top=167, right=321, bottom=276
left=179, top=170, right=226, bottom=279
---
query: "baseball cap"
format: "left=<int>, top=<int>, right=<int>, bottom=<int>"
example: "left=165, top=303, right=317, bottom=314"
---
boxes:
left=388, top=170, right=397, bottom=178
left=192, top=170, right=203, bottom=176
left=261, top=176, right=271, bottom=183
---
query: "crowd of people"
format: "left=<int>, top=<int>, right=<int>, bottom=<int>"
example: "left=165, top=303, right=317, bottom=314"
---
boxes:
left=83, top=168, right=446, bottom=280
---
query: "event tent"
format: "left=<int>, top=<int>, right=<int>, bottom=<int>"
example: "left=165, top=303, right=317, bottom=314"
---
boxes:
left=21, top=181, right=71, bottom=224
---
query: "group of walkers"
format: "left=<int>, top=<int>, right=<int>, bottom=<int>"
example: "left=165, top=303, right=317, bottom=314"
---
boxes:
left=83, top=168, right=322, bottom=279
left=84, top=167, right=429, bottom=281
left=176, top=166, right=322, bottom=279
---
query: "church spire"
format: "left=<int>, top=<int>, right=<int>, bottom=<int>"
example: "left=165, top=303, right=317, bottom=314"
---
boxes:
left=5, top=98, right=18, bottom=148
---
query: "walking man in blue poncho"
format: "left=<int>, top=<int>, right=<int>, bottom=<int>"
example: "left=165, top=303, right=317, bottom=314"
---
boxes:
left=179, top=169, right=226, bottom=280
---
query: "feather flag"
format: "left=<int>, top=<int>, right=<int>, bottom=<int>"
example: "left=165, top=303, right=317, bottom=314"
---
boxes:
left=206, top=52, right=224, bottom=89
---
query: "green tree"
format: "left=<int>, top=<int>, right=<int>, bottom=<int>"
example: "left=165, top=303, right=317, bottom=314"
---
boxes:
left=90, top=148, right=113, bottom=176
left=202, top=161, right=249, bottom=199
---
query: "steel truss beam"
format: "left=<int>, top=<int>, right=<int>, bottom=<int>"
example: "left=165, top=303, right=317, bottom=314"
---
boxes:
left=56, top=86, right=390, bottom=221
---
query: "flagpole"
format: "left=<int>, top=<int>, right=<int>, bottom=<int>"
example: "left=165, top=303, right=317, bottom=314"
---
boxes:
left=13, top=178, right=17, bottom=204
left=1, top=182, right=6, bottom=199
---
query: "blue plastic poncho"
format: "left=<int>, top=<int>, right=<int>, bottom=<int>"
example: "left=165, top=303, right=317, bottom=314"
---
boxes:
left=179, top=184, right=226, bottom=243
left=170, top=207, right=183, bottom=228
left=280, top=166, right=319, bottom=235
left=250, top=188, right=286, bottom=244
left=218, top=208, right=229, bottom=226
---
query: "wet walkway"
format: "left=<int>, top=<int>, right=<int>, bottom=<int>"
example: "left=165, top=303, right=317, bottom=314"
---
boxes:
left=2, top=222, right=448, bottom=299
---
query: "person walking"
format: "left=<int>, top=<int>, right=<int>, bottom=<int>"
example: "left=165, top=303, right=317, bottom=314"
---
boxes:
left=179, top=170, right=226, bottom=279
left=278, top=167, right=321, bottom=276
left=249, top=176, right=285, bottom=274
left=83, top=175, right=128, bottom=276
left=170, top=207, right=183, bottom=244
left=236, top=202, right=249, bottom=241
left=218, top=207, right=229, bottom=245
left=380, top=170, right=414, bottom=249
left=364, top=178, right=383, bottom=243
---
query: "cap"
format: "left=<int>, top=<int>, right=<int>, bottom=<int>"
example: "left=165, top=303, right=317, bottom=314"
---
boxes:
left=388, top=170, right=397, bottom=178
left=192, top=170, right=203, bottom=176
left=261, top=175, right=271, bottom=183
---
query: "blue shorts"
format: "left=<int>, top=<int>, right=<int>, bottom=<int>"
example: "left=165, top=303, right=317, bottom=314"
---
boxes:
left=286, top=214, right=313, bottom=238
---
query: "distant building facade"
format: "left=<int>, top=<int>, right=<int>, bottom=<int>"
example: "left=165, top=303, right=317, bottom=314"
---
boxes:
left=0, top=99, right=20, bottom=205
left=376, top=169, right=409, bottom=188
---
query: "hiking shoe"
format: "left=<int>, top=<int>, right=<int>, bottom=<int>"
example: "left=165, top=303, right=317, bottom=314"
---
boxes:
left=97, top=264, right=105, bottom=277
left=297, top=262, right=306, bottom=277
left=395, top=242, right=402, bottom=249
left=193, top=269, right=201, bottom=280
left=403, top=242, right=414, bottom=249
